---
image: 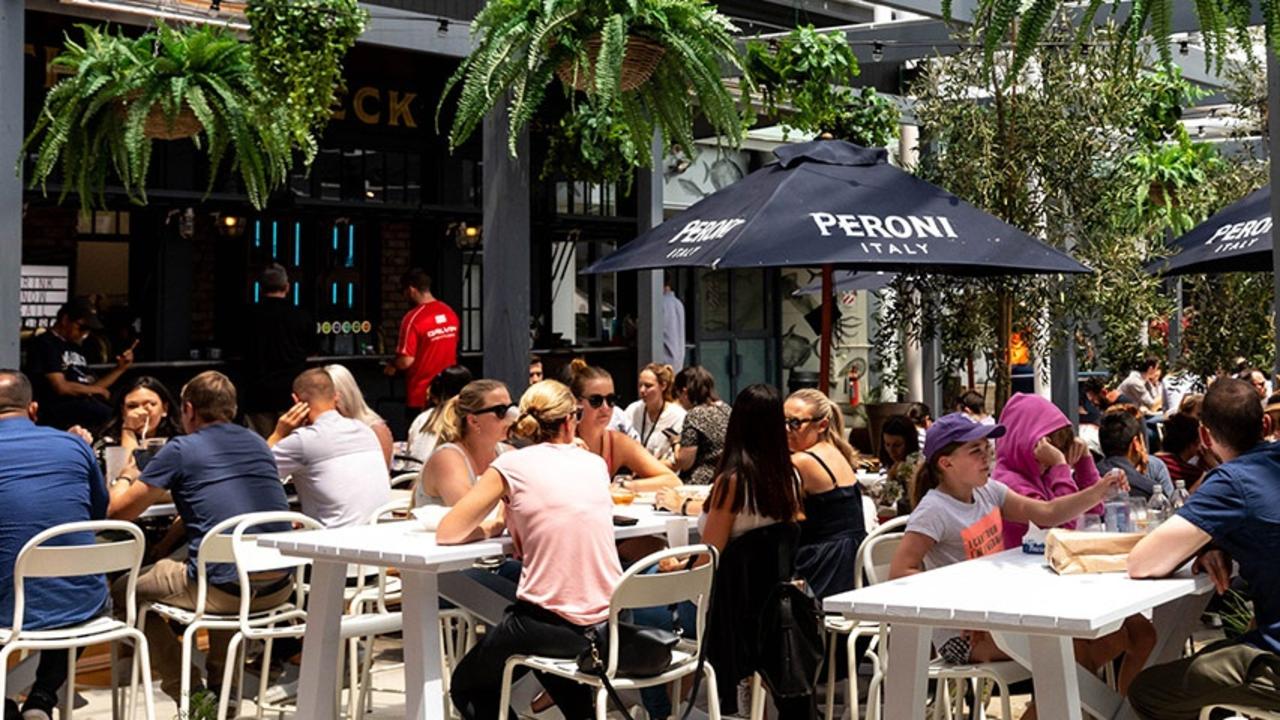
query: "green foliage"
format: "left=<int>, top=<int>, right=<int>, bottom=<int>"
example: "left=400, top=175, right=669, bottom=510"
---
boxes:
left=20, top=23, right=291, bottom=210
left=438, top=0, right=748, bottom=183
left=744, top=25, right=899, bottom=148
left=1124, top=137, right=1224, bottom=234
left=245, top=0, right=367, bottom=164
left=962, top=0, right=1280, bottom=78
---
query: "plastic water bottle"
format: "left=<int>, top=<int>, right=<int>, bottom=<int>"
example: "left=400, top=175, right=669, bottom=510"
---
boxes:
left=1171, top=479, right=1190, bottom=510
left=1104, top=486, right=1132, bottom=532
left=1146, top=484, right=1173, bottom=530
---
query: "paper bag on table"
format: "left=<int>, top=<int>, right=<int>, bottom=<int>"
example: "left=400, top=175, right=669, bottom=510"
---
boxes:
left=1045, top=529, right=1145, bottom=574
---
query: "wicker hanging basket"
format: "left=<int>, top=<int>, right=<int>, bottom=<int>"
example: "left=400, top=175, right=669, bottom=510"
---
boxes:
left=557, top=35, right=666, bottom=93
left=117, top=92, right=202, bottom=141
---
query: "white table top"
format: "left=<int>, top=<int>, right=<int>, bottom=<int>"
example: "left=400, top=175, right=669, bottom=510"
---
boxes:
left=258, top=506, right=698, bottom=573
left=824, top=548, right=1213, bottom=637
left=138, top=489, right=411, bottom=520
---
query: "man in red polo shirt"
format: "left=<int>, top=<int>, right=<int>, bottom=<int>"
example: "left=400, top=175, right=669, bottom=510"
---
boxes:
left=384, top=269, right=459, bottom=411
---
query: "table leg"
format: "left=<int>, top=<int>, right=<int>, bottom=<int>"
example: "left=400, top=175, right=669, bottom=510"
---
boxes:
left=1027, top=635, right=1084, bottom=720
left=401, top=569, right=446, bottom=720
left=297, top=559, right=345, bottom=720
left=1150, top=592, right=1212, bottom=665
left=883, top=623, right=930, bottom=720
left=994, top=631, right=1122, bottom=720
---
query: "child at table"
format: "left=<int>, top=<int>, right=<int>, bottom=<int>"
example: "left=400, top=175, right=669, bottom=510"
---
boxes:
left=890, top=414, right=1156, bottom=707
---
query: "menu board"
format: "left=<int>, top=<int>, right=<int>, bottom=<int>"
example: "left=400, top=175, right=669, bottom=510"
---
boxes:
left=20, top=265, right=69, bottom=329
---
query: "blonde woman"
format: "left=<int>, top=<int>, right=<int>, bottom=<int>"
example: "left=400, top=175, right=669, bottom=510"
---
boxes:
left=325, top=364, right=393, bottom=467
left=439, top=381, right=622, bottom=720
left=624, top=363, right=685, bottom=463
left=415, top=379, right=514, bottom=508
left=785, top=388, right=867, bottom=599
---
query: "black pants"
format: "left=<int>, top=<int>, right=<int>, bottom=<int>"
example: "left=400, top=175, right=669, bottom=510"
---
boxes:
left=450, top=601, right=595, bottom=720
left=14, top=648, right=82, bottom=712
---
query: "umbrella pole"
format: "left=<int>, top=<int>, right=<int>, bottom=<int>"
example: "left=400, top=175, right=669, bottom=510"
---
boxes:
left=820, top=265, right=834, bottom=395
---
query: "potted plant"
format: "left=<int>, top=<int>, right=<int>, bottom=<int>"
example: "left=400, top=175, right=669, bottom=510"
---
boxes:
left=744, top=25, right=899, bottom=147
left=21, top=23, right=291, bottom=210
left=245, top=0, right=367, bottom=162
left=438, top=0, right=749, bottom=183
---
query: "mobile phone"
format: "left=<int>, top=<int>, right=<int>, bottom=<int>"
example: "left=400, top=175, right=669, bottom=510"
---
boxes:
left=612, top=515, right=639, bottom=527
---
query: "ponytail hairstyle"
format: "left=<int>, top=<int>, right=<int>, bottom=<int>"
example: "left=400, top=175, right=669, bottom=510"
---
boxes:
left=788, top=388, right=858, bottom=466
left=911, top=441, right=963, bottom=509
left=565, top=358, right=612, bottom=399
left=435, top=379, right=508, bottom=445
left=641, top=362, right=677, bottom=403
left=510, top=380, right=578, bottom=445
left=422, top=365, right=475, bottom=438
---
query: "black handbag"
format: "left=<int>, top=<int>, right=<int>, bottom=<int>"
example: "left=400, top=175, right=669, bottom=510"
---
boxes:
left=575, top=620, right=680, bottom=720
left=758, top=577, right=825, bottom=698
left=576, top=621, right=678, bottom=678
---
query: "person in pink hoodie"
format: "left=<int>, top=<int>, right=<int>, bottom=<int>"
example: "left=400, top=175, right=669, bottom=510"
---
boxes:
left=994, top=393, right=1103, bottom=549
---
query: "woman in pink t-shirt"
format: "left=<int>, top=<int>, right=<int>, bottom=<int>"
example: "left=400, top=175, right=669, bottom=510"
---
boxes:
left=438, top=380, right=622, bottom=720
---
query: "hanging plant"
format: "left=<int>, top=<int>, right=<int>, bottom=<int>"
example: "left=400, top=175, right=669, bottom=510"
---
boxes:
left=20, top=23, right=291, bottom=210
left=439, top=0, right=749, bottom=179
left=744, top=25, right=899, bottom=148
left=245, top=0, right=368, bottom=163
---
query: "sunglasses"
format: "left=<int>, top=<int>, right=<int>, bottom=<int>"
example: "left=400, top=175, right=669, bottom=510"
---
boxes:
left=584, top=393, right=620, bottom=409
left=471, top=403, right=518, bottom=421
left=784, top=417, right=820, bottom=432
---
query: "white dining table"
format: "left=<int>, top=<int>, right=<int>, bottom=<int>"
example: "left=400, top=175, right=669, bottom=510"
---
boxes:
left=823, top=548, right=1215, bottom=720
left=259, top=505, right=698, bottom=720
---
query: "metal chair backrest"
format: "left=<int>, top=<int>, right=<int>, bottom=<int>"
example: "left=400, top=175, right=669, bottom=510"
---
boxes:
left=191, top=511, right=318, bottom=621
left=351, top=497, right=412, bottom=606
left=605, top=544, right=718, bottom=678
left=226, top=512, right=323, bottom=635
left=11, top=520, right=144, bottom=634
left=854, top=515, right=909, bottom=588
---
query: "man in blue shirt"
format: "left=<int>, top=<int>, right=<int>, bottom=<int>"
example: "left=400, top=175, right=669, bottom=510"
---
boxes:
left=108, top=370, right=290, bottom=704
left=1128, top=377, right=1280, bottom=717
left=0, top=370, right=109, bottom=720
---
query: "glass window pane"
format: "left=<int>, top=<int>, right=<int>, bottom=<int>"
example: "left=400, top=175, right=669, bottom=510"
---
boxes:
left=732, top=269, right=766, bottom=331
left=317, top=148, right=341, bottom=201
left=700, top=340, right=733, bottom=398
left=364, top=149, right=384, bottom=203
left=385, top=152, right=405, bottom=204
left=405, top=153, right=421, bottom=205
left=700, top=270, right=729, bottom=333
left=550, top=241, right=577, bottom=344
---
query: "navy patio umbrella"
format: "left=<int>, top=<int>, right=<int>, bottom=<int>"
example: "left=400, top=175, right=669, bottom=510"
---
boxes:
left=1146, top=185, right=1270, bottom=276
left=584, top=140, right=1090, bottom=392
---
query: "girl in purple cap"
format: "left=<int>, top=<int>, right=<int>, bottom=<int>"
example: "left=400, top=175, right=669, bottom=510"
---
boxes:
left=890, top=413, right=1155, bottom=702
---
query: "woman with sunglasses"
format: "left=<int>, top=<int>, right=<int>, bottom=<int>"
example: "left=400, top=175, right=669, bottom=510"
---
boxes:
left=415, top=379, right=516, bottom=507
left=785, top=388, right=867, bottom=599
left=568, top=359, right=679, bottom=492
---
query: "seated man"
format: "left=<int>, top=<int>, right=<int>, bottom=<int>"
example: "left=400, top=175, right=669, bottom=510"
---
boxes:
left=268, top=368, right=390, bottom=528
left=23, top=298, right=134, bottom=430
left=0, top=370, right=109, bottom=720
left=1116, top=357, right=1165, bottom=416
left=1128, top=378, right=1280, bottom=717
left=107, top=371, right=290, bottom=704
left=1155, top=412, right=1207, bottom=489
left=1096, top=411, right=1173, bottom=500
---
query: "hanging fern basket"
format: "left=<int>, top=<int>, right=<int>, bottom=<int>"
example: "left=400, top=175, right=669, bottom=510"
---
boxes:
left=556, top=34, right=666, bottom=93
left=118, top=92, right=203, bottom=140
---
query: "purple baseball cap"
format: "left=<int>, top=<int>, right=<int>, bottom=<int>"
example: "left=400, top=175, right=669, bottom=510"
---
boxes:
left=922, top=413, right=1006, bottom=462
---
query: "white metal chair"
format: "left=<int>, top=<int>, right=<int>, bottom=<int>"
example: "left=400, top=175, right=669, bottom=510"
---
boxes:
left=138, top=511, right=316, bottom=720
left=855, top=520, right=1029, bottom=720
left=1200, top=705, right=1280, bottom=719
left=497, top=544, right=721, bottom=720
left=0, top=520, right=156, bottom=720
left=823, top=514, right=909, bottom=720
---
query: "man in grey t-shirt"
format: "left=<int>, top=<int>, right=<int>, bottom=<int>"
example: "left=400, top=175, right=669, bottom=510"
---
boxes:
left=268, top=368, right=390, bottom=527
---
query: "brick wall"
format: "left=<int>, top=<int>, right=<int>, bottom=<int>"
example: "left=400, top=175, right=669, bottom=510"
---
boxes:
left=380, top=222, right=412, bottom=351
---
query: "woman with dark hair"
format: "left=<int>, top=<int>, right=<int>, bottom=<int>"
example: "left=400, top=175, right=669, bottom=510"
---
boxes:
left=663, top=384, right=812, bottom=716
left=406, top=365, right=474, bottom=466
left=97, top=376, right=183, bottom=449
left=566, top=359, right=678, bottom=492
left=670, top=365, right=731, bottom=484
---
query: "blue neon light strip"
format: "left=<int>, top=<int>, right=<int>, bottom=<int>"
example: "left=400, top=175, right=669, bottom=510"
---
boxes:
left=347, top=282, right=354, bottom=308
left=347, top=225, right=355, bottom=268
left=293, top=283, right=299, bottom=306
left=294, top=223, right=301, bottom=265
left=271, top=221, right=278, bottom=258
left=331, top=283, right=337, bottom=305
left=253, top=220, right=261, bottom=248
left=253, top=281, right=260, bottom=303
left=332, top=226, right=339, bottom=251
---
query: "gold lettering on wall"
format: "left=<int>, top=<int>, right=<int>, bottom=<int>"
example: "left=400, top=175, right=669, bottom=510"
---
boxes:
left=387, top=91, right=417, bottom=128
left=353, top=86, right=381, bottom=124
